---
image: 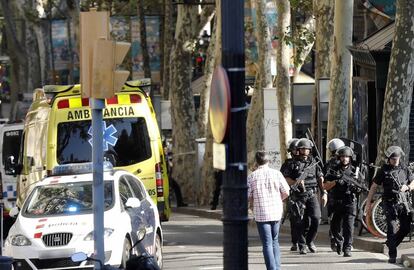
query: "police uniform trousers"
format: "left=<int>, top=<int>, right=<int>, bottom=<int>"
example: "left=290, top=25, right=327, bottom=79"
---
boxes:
left=330, top=196, right=356, bottom=251
left=383, top=200, right=411, bottom=259
left=291, top=191, right=321, bottom=249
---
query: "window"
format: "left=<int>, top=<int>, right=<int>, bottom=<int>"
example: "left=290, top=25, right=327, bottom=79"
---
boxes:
left=126, top=176, right=146, bottom=201
left=119, top=179, right=134, bottom=206
left=56, top=118, right=152, bottom=166
left=23, top=181, right=114, bottom=217
left=2, top=129, right=23, bottom=174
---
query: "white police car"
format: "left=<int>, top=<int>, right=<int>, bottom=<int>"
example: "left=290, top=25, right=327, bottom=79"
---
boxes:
left=4, top=163, right=163, bottom=269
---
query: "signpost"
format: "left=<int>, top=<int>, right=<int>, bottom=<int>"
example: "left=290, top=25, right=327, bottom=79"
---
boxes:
left=80, top=9, right=130, bottom=269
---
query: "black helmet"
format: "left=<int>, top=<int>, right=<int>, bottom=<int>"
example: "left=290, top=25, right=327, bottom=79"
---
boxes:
left=287, top=138, right=299, bottom=152
left=336, top=146, right=353, bottom=158
left=385, top=146, right=405, bottom=158
left=327, top=138, right=345, bottom=153
left=296, top=138, right=313, bottom=149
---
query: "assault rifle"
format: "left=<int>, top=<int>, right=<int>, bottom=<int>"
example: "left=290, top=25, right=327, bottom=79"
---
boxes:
left=340, top=169, right=369, bottom=192
left=389, top=172, right=414, bottom=215
left=290, top=161, right=319, bottom=193
left=398, top=191, right=413, bottom=214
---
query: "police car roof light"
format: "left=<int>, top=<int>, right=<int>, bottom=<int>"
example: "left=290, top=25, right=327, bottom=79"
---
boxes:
left=51, top=161, right=114, bottom=176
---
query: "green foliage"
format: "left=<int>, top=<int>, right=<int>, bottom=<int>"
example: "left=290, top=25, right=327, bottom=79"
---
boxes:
left=290, top=0, right=312, bottom=15
left=281, top=0, right=315, bottom=67
left=80, top=0, right=161, bottom=16
left=283, top=24, right=315, bottom=67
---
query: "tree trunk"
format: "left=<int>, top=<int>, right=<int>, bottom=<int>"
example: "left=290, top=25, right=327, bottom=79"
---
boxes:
left=292, top=16, right=315, bottom=81
left=162, top=0, right=174, bottom=99
left=246, top=0, right=272, bottom=167
left=170, top=5, right=198, bottom=203
left=137, top=0, right=152, bottom=80
left=375, top=0, right=414, bottom=165
left=197, top=1, right=221, bottom=206
left=0, top=0, right=27, bottom=96
left=312, top=0, right=334, bottom=145
left=326, top=0, right=353, bottom=142
left=275, top=0, right=292, bottom=162
left=68, top=0, right=80, bottom=84
left=197, top=19, right=217, bottom=138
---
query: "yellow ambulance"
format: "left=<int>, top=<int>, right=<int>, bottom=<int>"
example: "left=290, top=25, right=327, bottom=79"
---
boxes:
left=14, top=79, right=171, bottom=221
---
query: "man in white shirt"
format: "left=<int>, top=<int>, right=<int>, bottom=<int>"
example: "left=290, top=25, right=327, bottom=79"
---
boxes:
left=248, top=151, right=290, bottom=270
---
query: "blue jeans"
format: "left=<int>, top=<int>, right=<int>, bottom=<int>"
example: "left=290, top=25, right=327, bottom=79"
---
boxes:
left=256, top=221, right=281, bottom=270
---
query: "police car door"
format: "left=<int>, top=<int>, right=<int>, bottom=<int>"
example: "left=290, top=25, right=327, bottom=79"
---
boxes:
left=125, top=175, right=155, bottom=253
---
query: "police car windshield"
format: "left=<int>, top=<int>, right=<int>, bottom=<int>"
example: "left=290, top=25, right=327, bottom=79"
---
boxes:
left=56, top=118, right=152, bottom=166
left=22, top=181, right=114, bottom=217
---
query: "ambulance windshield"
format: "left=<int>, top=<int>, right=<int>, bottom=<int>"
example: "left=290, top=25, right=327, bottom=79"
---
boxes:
left=23, top=181, right=114, bottom=217
left=56, top=117, right=152, bottom=166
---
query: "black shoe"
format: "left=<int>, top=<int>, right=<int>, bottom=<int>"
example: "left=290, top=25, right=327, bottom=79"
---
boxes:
left=307, top=242, right=317, bottom=253
left=388, top=257, right=396, bottom=264
left=290, top=244, right=298, bottom=251
left=343, top=250, right=352, bottom=257
left=336, top=244, right=342, bottom=255
left=210, top=205, right=217, bottom=210
left=330, top=241, right=336, bottom=252
left=299, top=248, right=307, bottom=255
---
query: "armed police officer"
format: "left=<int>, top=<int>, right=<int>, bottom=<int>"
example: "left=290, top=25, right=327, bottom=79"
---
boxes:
left=281, top=138, right=300, bottom=251
left=283, top=138, right=327, bottom=254
left=366, top=146, right=414, bottom=264
left=324, top=138, right=345, bottom=251
left=324, top=146, right=364, bottom=257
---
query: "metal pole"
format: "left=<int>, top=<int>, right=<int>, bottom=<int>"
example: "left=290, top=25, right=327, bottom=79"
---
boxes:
left=221, top=0, right=247, bottom=269
left=91, top=98, right=105, bottom=269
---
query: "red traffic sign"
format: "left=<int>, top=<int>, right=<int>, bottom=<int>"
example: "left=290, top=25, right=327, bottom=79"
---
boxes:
left=209, top=66, right=231, bottom=143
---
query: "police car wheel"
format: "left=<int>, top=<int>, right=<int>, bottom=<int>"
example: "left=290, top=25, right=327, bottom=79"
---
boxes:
left=121, top=237, right=132, bottom=268
left=155, top=233, right=163, bottom=268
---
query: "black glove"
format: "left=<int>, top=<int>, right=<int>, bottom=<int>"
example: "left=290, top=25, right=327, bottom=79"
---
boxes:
left=337, top=179, right=344, bottom=185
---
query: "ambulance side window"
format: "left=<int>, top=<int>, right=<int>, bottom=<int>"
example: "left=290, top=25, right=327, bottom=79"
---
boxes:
left=119, top=179, right=134, bottom=207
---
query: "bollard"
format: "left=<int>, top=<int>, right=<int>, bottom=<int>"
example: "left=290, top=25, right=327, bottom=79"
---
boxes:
left=0, top=256, right=13, bottom=270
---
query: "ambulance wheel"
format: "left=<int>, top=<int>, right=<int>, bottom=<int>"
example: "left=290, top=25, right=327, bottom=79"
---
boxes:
left=155, top=233, right=163, bottom=269
left=121, top=237, right=132, bottom=268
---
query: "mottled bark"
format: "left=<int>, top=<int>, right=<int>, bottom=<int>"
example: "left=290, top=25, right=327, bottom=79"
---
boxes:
left=197, top=1, right=221, bottom=206
left=162, top=0, right=174, bottom=99
left=197, top=20, right=217, bottom=138
left=137, top=0, right=151, bottom=80
left=198, top=125, right=214, bottom=206
left=275, top=0, right=292, bottom=162
left=2, top=0, right=47, bottom=117
left=170, top=5, right=198, bottom=203
left=68, top=1, right=80, bottom=84
left=311, top=0, right=334, bottom=142
left=327, top=0, right=353, bottom=142
left=246, top=0, right=272, bottom=167
left=375, top=0, right=414, bottom=165
left=0, top=0, right=27, bottom=95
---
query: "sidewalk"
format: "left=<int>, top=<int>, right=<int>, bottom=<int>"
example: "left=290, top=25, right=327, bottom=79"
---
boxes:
left=173, top=205, right=414, bottom=267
